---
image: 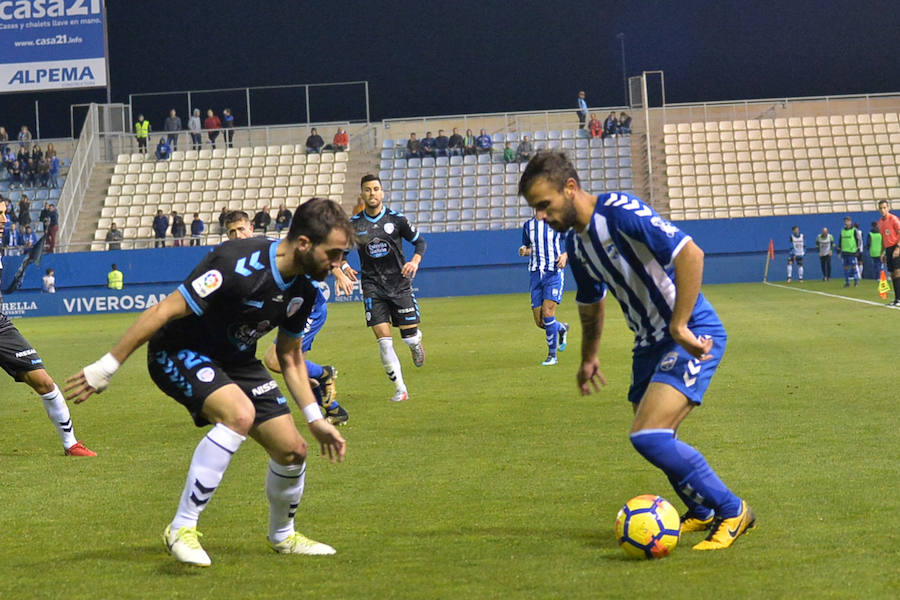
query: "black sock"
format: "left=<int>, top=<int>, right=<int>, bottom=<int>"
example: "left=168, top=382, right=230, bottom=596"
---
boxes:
left=893, top=277, right=900, bottom=302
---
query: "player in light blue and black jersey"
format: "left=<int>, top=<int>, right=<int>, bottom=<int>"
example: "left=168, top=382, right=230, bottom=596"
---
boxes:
left=66, top=198, right=351, bottom=567
left=520, top=151, right=755, bottom=551
left=519, top=214, right=570, bottom=365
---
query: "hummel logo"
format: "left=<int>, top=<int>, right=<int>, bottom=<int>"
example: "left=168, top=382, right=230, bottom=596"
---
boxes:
left=387, top=370, right=397, bottom=382
left=272, top=294, right=284, bottom=302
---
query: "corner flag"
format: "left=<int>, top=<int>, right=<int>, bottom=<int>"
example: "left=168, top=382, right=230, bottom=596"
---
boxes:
left=763, top=239, right=775, bottom=282
left=878, top=269, right=890, bottom=299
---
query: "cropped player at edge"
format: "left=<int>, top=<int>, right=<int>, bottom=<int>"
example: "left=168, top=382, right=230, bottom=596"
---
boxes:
left=64, top=198, right=351, bottom=567
left=519, top=151, right=755, bottom=551
left=343, top=174, right=426, bottom=403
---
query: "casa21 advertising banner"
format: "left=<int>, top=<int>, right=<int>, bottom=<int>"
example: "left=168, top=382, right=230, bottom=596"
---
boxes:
left=0, top=0, right=107, bottom=93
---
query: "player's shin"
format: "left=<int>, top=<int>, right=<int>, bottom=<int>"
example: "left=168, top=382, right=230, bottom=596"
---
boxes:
left=377, top=337, right=405, bottom=391
left=266, top=459, right=306, bottom=544
left=170, top=423, right=245, bottom=530
left=543, top=316, right=559, bottom=356
left=40, top=383, right=76, bottom=449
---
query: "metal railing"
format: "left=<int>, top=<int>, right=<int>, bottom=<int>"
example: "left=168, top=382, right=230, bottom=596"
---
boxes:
left=57, top=104, right=100, bottom=251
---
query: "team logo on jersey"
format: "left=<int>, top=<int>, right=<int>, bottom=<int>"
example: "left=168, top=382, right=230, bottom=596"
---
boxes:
left=316, top=281, right=331, bottom=301
left=659, top=351, right=678, bottom=371
left=286, top=297, right=305, bottom=317
left=650, top=216, right=678, bottom=238
left=196, top=367, right=216, bottom=383
left=367, top=240, right=389, bottom=258
left=191, top=269, right=223, bottom=298
left=384, top=223, right=395, bottom=234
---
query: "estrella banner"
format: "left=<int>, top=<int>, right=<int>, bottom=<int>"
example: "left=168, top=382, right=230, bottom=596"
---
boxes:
left=0, top=0, right=107, bottom=93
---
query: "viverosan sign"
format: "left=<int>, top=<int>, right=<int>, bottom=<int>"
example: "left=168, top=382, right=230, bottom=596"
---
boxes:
left=0, top=0, right=106, bottom=93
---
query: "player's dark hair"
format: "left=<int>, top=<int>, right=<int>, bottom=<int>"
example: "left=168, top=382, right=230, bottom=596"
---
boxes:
left=518, top=150, right=580, bottom=198
left=360, top=173, right=380, bottom=189
left=224, top=210, right=250, bottom=226
left=878, top=199, right=889, bottom=207
left=287, top=197, right=355, bottom=245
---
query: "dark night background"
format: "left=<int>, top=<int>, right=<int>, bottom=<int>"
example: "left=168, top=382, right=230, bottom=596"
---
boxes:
left=6, top=0, right=900, bottom=139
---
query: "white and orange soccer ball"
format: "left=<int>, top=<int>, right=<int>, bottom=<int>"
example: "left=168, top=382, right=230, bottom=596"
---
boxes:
left=614, top=495, right=681, bottom=559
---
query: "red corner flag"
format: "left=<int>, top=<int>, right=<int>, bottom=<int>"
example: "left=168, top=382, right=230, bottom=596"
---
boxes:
left=878, top=269, right=890, bottom=299
left=768, top=239, right=775, bottom=260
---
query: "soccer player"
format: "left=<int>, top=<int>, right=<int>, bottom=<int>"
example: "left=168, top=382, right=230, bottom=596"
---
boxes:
left=64, top=198, right=351, bottom=567
left=877, top=199, right=900, bottom=306
left=0, top=203, right=95, bottom=456
left=787, top=225, right=804, bottom=282
left=344, top=174, right=426, bottom=403
left=837, top=216, right=860, bottom=287
left=519, top=212, right=570, bottom=365
left=225, top=209, right=350, bottom=425
left=519, top=151, right=754, bottom=551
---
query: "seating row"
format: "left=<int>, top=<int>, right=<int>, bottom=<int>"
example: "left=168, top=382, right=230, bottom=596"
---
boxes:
left=116, top=147, right=349, bottom=163
left=662, top=113, right=900, bottom=135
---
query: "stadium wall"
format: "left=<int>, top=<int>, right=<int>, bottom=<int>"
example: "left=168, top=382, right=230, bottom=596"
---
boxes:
left=0, top=212, right=880, bottom=318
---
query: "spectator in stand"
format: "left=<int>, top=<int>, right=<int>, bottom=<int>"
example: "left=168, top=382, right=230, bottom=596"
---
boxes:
left=45, top=142, right=55, bottom=156
left=188, top=108, right=202, bottom=151
left=134, top=114, right=151, bottom=154
left=3, top=146, right=15, bottom=171
left=463, top=128, right=477, bottom=155
left=48, top=151, right=60, bottom=189
left=253, top=206, right=272, bottom=234
left=8, top=161, right=22, bottom=189
left=222, top=108, right=235, bottom=148
left=475, top=129, right=493, bottom=155
left=31, top=144, right=43, bottom=163
left=420, top=131, right=436, bottom=158
left=305, top=127, right=324, bottom=154
left=17, top=194, right=31, bottom=229
left=6, top=223, right=22, bottom=254
left=24, top=158, right=37, bottom=187
left=22, top=224, right=37, bottom=250
left=516, top=135, right=534, bottom=162
left=503, top=141, right=515, bottom=163
left=190, top=212, right=204, bottom=246
left=217, top=206, right=228, bottom=234
left=405, top=133, right=422, bottom=159
left=42, top=268, right=55, bottom=293
left=588, top=113, right=603, bottom=139
left=604, top=111, right=619, bottom=138
left=18, top=125, right=32, bottom=151
left=576, top=91, right=588, bottom=130
left=155, top=137, right=172, bottom=161
left=0, top=126, right=7, bottom=153
left=164, top=109, right=182, bottom=151
left=171, top=210, right=186, bottom=247
left=17, top=146, right=29, bottom=166
left=204, top=109, right=221, bottom=149
left=36, top=156, right=50, bottom=187
left=275, top=203, right=292, bottom=234
left=448, top=127, right=464, bottom=157
left=435, top=129, right=449, bottom=157
left=619, top=112, right=632, bottom=134
left=152, top=209, right=168, bottom=248
left=40, top=203, right=58, bottom=252
left=105, top=222, right=123, bottom=250
left=332, top=127, right=349, bottom=152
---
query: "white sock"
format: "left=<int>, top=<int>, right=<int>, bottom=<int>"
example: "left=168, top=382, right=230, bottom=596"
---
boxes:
left=266, top=459, right=306, bottom=544
left=170, top=423, right=245, bottom=531
left=41, top=383, right=76, bottom=449
left=798, top=265, right=804, bottom=280
left=400, top=330, right=422, bottom=348
left=787, top=264, right=792, bottom=279
left=377, top=337, right=405, bottom=391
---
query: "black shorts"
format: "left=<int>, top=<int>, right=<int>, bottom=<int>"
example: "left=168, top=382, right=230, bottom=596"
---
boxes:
left=363, top=287, right=421, bottom=328
left=885, top=245, right=900, bottom=272
left=147, top=342, right=290, bottom=428
left=0, top=325, right=45, bottom=380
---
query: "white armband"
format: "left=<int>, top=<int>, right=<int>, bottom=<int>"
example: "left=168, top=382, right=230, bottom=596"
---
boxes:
left=302, top=403, right=324, bottom=423
left=82, top=352, right=121, bottom=393
left=340, top=262, right=352, bottom=272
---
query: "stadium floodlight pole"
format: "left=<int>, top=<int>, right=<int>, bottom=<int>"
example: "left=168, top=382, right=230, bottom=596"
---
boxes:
left=617, top=33, right=627, bottom=106
left=102, top=0, right=111, bottom=104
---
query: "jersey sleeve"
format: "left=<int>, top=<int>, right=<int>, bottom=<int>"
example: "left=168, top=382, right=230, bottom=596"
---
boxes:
left=611, top=196, right=690, bottom=268
left=521, top=221, right=531, bottom=248
left=566, top=232, right=606, bottom=304
left=176, top=246, right=239, bottom=316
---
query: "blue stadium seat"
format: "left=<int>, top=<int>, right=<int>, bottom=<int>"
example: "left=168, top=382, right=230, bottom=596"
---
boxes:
left=504, top=206, right=519, bottom=218
left=407, top=179, right=419, bottom=190
left=450, top=155, right=463, bottom=166
left=620, top=157, right=632, bottom=167
left=494, top=133, right=505, bottom=143
left=382, top=139, right=395, bottom=148
left=518, top=205, right=531, bottom=217
left=475, top=221, right=490, bottom=231
left=534, top=131, right=547, bottom=141
left=447, top=197, right=460, bottom=209
left=562, top=140, right=575, bottom=149
left=504, top=195, right=519, bottom=207
left=462, top=197, right=475, bottom=209
left=403, top=201, right=417, bottom=213
left=408, top=158, right=421, bottom=168
left=576, top=159, right=589, bottom=170
left=392, top=179, right=406, bottom=190
left=380, top=149, right=394, bottom=159
left=380, top=159, right=393, bottom=170
left=419, top=200, right=432, bottom=212
left=420, top=178, right=433, bottom=189
left=447, top=209, right=460, bottom=221
left=379, top=170, right=391, bottom=181
left=461, top=208, right=474, bottom=220
left=562, top=129, right=576, bottom=139
left=476, top=175, right=489, bottom=186
left=490, top=207, right=504, bottom=219
left=405, top=190, right=418, bottom=201
left=431, top=223, right=446, bottom=233
left=434, top=188, right=448, bottom=200
left=477, top=153, right=490, bottom=164
left=435, top=166, right=448, bottom=178
left=422, top=157, right=435, bottom=167
left=433, top=199, right=446, bottom=211
left=463, top=155, right=476, bottom=165
left=449, top=165, right=463, bottom=177
left=434, top=178, right=447, bottom=189
left=490, top=174, right=503, bottom=185
left=445, top=222, right=460, bottom=232
left=420, top=189, right=433, bottom=201
left=431, top=211, right=445, bottom=223
left=421, top=167, right=434, bottom=178
left=576, top=138, right=588, bottom=149
left=491, top=186, right=504, bottom=198
left=489, top=221, right=503, bottom=231
left=548, top=140, right=561, bottom=150
left=436, top=156, right=449, bottom=166
left=576, top=149, right=589, bottom=159
left=407, top=168, right=419, bottom=179
left=395, top=158, right=408, bottom=169
left=463, top=175, right=475, bottom=187
left=476, top=196, right=490, bottom=208
left=449, top=177, right=462, bottom=188
left=417, top=211, right=430, bottom=223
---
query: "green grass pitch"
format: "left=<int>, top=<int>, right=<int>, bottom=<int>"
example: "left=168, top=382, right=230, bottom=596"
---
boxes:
left=1, top=281, right=897, bottom=599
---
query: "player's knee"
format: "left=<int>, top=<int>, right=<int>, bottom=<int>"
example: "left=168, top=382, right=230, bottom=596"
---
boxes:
left=274, top=440, right=308, bottom=465
left=221, top=407, right=255, bottom=436
left=22, top=369, right=54, bottom=395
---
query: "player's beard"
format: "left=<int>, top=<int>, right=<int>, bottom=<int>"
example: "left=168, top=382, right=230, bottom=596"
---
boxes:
left=547, top=202, right=577, bottom=232
left=299, top=247, right=330, bottom=281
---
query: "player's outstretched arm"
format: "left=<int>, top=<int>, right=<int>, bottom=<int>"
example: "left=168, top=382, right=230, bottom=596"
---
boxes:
left=670, top=240, right=714, bottom=361
left=64, top=292, right=193, bottom=403
left=333, top=264, right=356, bottom=296
left=276, top=332, right=346, bottom=463
left=577, top=299, right=607, bottom=395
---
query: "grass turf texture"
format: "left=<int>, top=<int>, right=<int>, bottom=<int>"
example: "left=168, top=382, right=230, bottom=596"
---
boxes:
left=1, top=281, right=897, bottom=599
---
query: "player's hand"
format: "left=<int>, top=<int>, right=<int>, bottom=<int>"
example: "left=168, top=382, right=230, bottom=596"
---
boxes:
left=333, top=269, right=356, bottom=296
left=341, top=264, right=358, bottom=281
left=577, top=358, right=607, bottom=396
left=308, top=419, right=346, bottom=463
left=518, top=245, right=528, bottom=256
left=63, top=370, right=99, bottom=404
left=556, top=253, right=568, bottom=269
left=401, top=261, right=419, bottom=279
left=670, top=325, right=714, bottom=361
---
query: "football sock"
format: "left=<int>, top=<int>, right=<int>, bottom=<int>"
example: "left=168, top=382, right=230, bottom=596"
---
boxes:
left=400, top=328, right=422, bottom=348
left=630, top=429, right=742, bottom=519
left=798, top=265, right=804, bottom=280
left=377, top=337, right=405, bottom=391
left=266, top=459, right=306, bottom=544
left=667, top=473, right=714, bottom=520
left=305, top=360, right=324, bottom=380
left=893, top=277, right=900, bottom=302
left=40, top=383, right=76, bottom=449
left=786, top=264, right=792, bottom=279
left=312, top=383, right=324, bottom=407
left=543, top=316, right=559, bottom=356
left=170, top=423, right=245, bottom=531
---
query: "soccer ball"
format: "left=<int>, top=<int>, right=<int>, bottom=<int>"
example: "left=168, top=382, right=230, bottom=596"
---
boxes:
left=615, top=495, right=681, bottom=559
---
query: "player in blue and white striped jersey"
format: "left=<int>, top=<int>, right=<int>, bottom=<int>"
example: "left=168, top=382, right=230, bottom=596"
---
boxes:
left=519, top=214, right=570, bottom=365
left=519, top=151, right=755, bottom=551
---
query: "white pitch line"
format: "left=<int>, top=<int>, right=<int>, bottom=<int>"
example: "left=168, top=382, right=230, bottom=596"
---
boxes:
left=763, top=281, right=895, bottom=308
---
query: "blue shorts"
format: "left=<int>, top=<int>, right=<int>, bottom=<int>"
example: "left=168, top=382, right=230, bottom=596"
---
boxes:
left=842, top=255, right=858, bottom=269
left=529, top=270, right=564, bottom=309
left=301, top=304, right=327, bottom=353
left=628, top=329, right=727, bottom=405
